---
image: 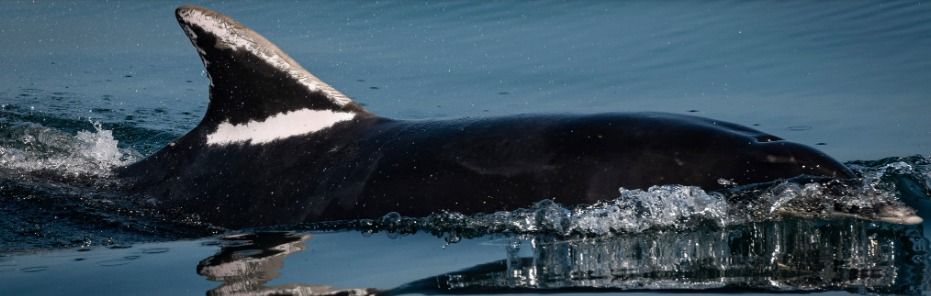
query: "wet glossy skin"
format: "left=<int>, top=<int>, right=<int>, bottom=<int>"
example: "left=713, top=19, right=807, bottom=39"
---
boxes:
left=121, top=112, right=853, bottom=227
left=117, top=5, right=854, bottom=227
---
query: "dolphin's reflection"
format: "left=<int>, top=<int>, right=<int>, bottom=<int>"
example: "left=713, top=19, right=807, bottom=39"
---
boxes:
left=400, top=220, right=930, bottom=295
left=197, top=220, right=930, bottom=295
left=197, top=232, right=375, bottom=296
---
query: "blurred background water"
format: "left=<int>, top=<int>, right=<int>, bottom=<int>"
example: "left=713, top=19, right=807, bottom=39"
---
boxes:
left=1, top=0, right=930, bottom=295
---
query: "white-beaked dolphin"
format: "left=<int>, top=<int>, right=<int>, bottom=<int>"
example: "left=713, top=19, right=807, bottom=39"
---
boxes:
left=119, top=5, right=921, bottom=227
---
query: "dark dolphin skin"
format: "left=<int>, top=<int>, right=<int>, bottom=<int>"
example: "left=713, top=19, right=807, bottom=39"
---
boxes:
left=118, top=6, right=855, bottom=227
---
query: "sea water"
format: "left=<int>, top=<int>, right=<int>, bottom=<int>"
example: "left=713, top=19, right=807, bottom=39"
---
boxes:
left=1, top=1, right=930, bottom=295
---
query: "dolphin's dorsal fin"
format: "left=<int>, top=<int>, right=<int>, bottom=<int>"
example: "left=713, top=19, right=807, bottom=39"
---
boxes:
left=175, top=5, right=368, bottom=145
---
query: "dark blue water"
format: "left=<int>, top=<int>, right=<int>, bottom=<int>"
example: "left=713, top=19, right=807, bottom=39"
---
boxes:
left=1, top=1, right=930, bottom=295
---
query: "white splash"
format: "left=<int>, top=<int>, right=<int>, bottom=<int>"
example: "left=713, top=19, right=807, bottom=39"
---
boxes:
left=313, top=157, right=931, bottom=238
left=0, top=121, right=139, bottom=178
left=206, top=109, right=357, bottom=145
left=393, top=185, right=731, bottom=236
left=176, top=6, right=353, bottom=106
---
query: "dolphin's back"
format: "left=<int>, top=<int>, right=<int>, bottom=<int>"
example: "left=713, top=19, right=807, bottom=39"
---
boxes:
left=119, top=6, right=854, bottom=227
left=331, top=113, right=853, bottom=220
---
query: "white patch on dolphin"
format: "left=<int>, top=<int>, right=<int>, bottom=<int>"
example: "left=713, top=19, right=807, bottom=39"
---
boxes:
left=176, top=7, right=352, bottom=107
left=206, top=109, right=357, bottom=145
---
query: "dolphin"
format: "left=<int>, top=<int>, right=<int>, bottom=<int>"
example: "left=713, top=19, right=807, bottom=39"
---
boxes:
left=118, top=5, right=904, bottom=227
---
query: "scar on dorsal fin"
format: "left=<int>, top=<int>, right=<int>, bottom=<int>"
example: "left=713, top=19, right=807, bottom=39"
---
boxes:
left=175, top=5, right=369, bottom=128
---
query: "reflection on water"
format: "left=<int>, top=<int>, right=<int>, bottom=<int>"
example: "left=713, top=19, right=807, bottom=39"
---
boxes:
left=411, top=220, right=930, bottom=294
left=197, top=232, right=375, bottom=296
left=200, top=220, right=930, bottom=295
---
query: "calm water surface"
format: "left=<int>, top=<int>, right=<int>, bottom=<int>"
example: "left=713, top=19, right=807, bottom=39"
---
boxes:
left=1, top=1, right=930, bottom=295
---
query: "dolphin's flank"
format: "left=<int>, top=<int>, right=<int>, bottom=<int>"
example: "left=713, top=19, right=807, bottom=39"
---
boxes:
left=119, top=5, right=879, bottom=228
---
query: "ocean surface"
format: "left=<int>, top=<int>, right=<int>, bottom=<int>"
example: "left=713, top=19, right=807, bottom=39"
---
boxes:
left=1, top=1, right=930, bottom=295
